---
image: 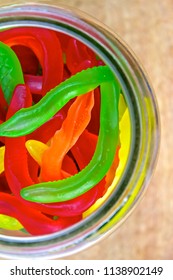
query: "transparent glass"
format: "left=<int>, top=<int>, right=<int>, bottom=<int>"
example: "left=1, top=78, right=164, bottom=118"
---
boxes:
left=0, top=1, right=160, bottom=259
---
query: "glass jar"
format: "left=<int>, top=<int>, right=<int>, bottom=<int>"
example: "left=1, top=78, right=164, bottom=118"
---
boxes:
left=0, top=1, right=160, bottom=259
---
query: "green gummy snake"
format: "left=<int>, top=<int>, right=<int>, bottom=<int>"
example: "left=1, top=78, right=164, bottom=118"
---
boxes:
left=0, top=42, right=24, bottom=104
left=0, top=65, right=120, bottom=203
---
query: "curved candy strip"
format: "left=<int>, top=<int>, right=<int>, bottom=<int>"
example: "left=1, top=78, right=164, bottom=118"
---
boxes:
left=40, top=91, right=94, bottom=181
left=24, top=75, right=43, bottom=94
left=0, top=146, right=5, bottom=174
left=0, top=88, right=8, bottom=121
left=118, top=93, right=127, bottom=120
left=0, top=27, right=63, bottom=95
left=71, top=129, right=98, bottom=170
left=26, top=140, right=48, bottom=166
left=0, top=66, right=114, bottom=137
left=0, top=42, right=24, bottom=104
left=84, top=107, right=131, bottom=217
left=4, top=84, right=33, bottom=197
left=0, top=214, right=23, bottom=230
left=11, top=45, right=39, bottom=75
left=112, top=108, right=131, bottom=185
left=0, top=192, right=81, bottom=235
left=21, top=77, right=120, bottom=203
left=61, top=155, right=78, bottom=177
left=87, top=87, right=100, bottom=135
left=66, top=38, right=97, bottom=74
left=26, top=140, right=78, bottom=176
left=30, top=110, right=66, bottom=144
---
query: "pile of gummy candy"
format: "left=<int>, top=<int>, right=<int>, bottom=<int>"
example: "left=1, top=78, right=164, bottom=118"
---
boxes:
left=0, top=27, right=130, bottom=235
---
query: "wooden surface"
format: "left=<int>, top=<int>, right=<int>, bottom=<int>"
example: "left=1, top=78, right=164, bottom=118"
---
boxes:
left=59, top=0, right=172, bottom=260
left=1, top=0, right=173, bottom=259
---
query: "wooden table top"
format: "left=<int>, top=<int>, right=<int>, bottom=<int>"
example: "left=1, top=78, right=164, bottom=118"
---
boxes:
left=0, top=0, right=172, bottom=260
